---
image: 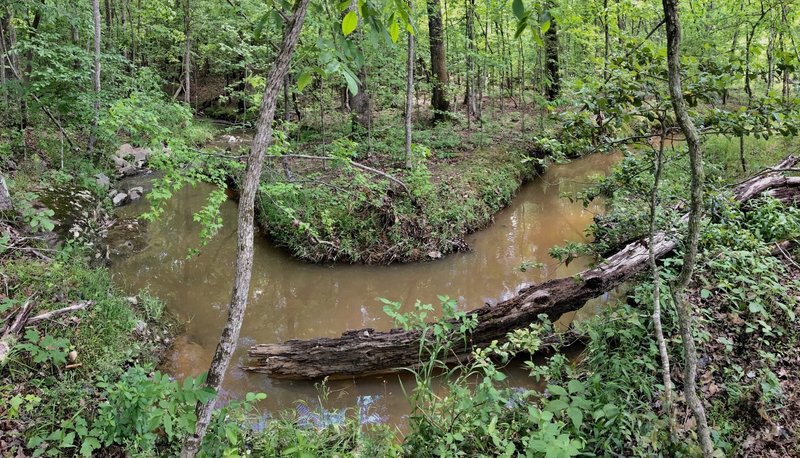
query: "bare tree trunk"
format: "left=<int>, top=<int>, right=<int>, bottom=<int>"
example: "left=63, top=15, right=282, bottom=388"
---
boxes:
left=0, top=14, right=8, bottom=116
left=88, top=0, right=102, bottom=154
left=543, top=8, right=559, bottom=100
left=183, top=0, right=191, bottom=105
left=649, top=121, right=674, bottom=433
left=464, top=0, right=476, bottom=126
left=662, top=0, right=713, bottom=455
left=602, top=0, right=609, bottom=79
left=104, top=0, right=112, bottom=35
left=404, top=0, right=415, bottom=169
left=179, top=0, right=310, bottom=455
left=427, top=0, right=450, bottom=121
left=346, top=0, right=370, bottom=129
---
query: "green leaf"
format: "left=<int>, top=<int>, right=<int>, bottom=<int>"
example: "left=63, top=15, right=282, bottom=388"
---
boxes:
left=540, top=19, right=551, bottom=34
left=566, top=406, right=583, bottom=429
left=567, top=379, right=584, bottom=394
left=512, top=0, right=524, bottom=20
left=388, top=21, right=400, bottom=43
left=342, top=68, right=360, bottom=95
left=342, top=11, right=358, bottom=36
left=297, top=71, right=313, bottom=92
left=545, top=398, right=569, bottom=412
left=700, top=288, right=712, bottom=299
left=80, top=437, right=100, bottom=457
left=547, top=384, right=568, bottom=397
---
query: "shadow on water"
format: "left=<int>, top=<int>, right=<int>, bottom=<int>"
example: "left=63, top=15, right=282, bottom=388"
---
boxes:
left=109, top=150, right=622, bottom=428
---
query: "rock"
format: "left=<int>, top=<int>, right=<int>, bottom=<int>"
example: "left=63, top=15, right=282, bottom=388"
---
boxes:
left=221, top=134, right=241, bottom=144
left=129, top=147, right=151, bottom=166
left=94, top=173, right=111, bottom=190
left=134, top=320, right=147, bottom=336
left=427, top=250, right=442, bottom=259
left=68, top=350, right=78, bottom=362
left=113, top=156, right=129, bottom=170
left=127, top=296, right=139, bottom=306
left=115, top=143, right=151, bottom=167
left=112, top=192, right=129, bottom=207
left=128, top=186, right=144, bottom=201
left=116, top=143, right=136, bottom=158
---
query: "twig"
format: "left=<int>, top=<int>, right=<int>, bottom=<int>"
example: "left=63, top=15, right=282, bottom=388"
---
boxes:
left=2, top=300, right=34, bottom=338
left=776, top=242, right=800, bottom=270
left=27, top=301, right=92, bottom=325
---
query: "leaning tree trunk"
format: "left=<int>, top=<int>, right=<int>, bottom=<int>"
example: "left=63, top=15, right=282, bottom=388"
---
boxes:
left=404, top=0, right=415, bottom=169
left=87, top=0, right=102, bottom=154
left=662, top=0, right=713, bottom=455
left=427, top=0, right=450, bottom=121
left=543, top=8, right=560, bottom=100
left=245, top=157, right=800, bottom=379
left=180, top=0, right=310, bottom=455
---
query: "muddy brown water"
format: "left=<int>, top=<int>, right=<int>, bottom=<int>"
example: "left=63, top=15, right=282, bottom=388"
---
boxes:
left=109, top=151, right=621, bottom=428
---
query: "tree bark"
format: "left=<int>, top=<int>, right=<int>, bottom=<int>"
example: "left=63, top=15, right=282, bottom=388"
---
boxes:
left=180, top=0, right=310, bottom=455
left=404, top=0, right=415, bottom=169
left=346, top=0, right=370, bottom=128
left=88, top=0, right=102, bottom=154
left=543, top=7, right=559, bottom=100
left=649, top=122, right=674, bottom=433
left=0, top=173, right=12, bottom=212
left=662, top=0, right=713, bottom=455
left=183, top=0, right=191, bottom=105
left=426, top=0, right=450, bottom=121
left=245, top=156, right=799, bottom=379
left=464, top=0, right=476, bottom=125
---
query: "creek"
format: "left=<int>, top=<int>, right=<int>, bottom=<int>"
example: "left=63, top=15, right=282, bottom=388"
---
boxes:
left=109, top=148, right=621, bottom=428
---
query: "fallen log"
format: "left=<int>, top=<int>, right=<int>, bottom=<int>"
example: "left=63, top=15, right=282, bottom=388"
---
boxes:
left=246, top=156, right=799, bottom=379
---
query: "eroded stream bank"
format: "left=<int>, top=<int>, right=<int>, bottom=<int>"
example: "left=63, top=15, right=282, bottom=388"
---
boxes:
left=109, top=151, right=621, bottom=427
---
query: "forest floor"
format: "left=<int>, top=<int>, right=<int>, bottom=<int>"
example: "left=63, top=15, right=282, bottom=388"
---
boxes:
left=247, top=105, right=551, bottom=264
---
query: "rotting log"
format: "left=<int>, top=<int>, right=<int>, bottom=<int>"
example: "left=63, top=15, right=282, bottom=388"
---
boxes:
left=246, top=156, right=800, bottom=380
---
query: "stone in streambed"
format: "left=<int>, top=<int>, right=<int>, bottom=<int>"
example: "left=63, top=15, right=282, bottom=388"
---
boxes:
left=112, top=192, right=129, bottom=207
left=128, top=186, right=144, bottom=201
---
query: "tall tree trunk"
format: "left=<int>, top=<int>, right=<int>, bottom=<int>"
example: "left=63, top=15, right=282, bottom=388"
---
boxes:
left=183, top=0, right=191, bottom=105
left=0, top=14, right=8, bottom=116
left=464, top=0, right=476, bottom=124
left=662, top=0, right=714, bottom=455
left=179, top=0, right=310, bottom=455
left=88, top=0, right=102, bottom=154
left=345, top=0, right=370, bottom=128
left=650, top=120, right=673, bottom=434
left=426, top=0, right=450, bottom=121
left=543, top=10, right=559, bottom=100
left=20, top=10, right=41, bottom=130
left=602, top=0, right=609, bottom=79
left=104, top=0, right=112, bottom=36
left=404, top=0, right=415, bottom=169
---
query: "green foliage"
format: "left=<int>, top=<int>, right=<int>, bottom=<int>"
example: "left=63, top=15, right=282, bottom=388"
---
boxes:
left=16, top=330, right=71, bottom=367
left=90, top=369, right=213, bottom=454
